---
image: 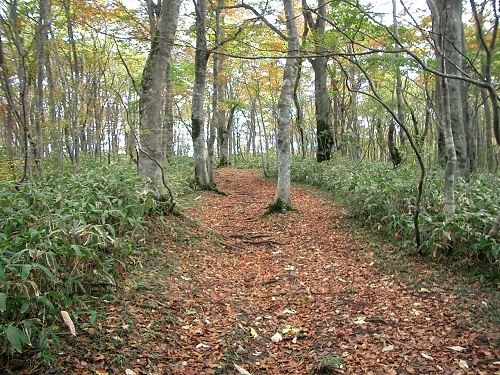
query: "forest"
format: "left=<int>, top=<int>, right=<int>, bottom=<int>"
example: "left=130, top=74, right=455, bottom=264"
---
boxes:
left=0, top=0, right=499, bottom=373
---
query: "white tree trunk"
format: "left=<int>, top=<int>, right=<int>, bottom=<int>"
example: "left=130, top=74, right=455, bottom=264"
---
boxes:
left=139, top=0, right=181, bottom=198
left=427, top=0, right=457, bottom=214
left=272, top=0, right=299, bottom=208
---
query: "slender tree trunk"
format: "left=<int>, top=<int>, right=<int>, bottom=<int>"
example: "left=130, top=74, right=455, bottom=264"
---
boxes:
left=0, top=4, right=32, bottom=181
left=191, top=0, right=211, bottom=187
left=216, top=3, right=229, bottom=167
left=139, top=0, right=181, bottom=198
left=482, top=89, right=494, bottom=171
left=62, top=0, right=81, bottom=166
left=293, top=57, right=306, bottom=159
left=268, top=0, right=299, bottom=211
left=209, top=0, right=223, bottom=179
left=349, top=64, right=361, bottom=160
left=389, top=0, right=404, bottom=165
left=163, top=61, right=174, bottom=162
left=303, top=0, right=333, bottom=162
left=33, top=0, right=50, bottom=165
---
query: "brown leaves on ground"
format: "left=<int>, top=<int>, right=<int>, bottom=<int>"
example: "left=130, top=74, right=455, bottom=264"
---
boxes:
left=54, top=168, right=499, bottom=375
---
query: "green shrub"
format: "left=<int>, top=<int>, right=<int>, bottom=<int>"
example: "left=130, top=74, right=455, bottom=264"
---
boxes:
left=285, top=156, right=498, bottom=265
left=0, top=160, right=154, bottom=357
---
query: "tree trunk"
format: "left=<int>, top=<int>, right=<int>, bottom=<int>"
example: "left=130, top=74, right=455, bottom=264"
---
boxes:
left=139, top=0, right=181, bottom=198
left=482, top=89, right=494, bottom=171
left=268, top=0, right=299, bottom=211
left=0, top=3, right=32, bottom=182
left=191, top=0, right=211, bottom=187
left=432, top=0, right=470, bottom=179
left=216, top=4, right=228, bottom=167
left=208, top=0, right=223, bottom=180
left=349, top=64, right=361, bottom=160
left=388, top=120, right=402, bottom=166
left=303, top=0, right=334, bottom=162
left=293, top=57, right=306, bottom=158
left=391, top=0, right=405, bottom=164
left=428, top=0, right=458, bottom=214
left=162, top=61, right=174, bottom=162
left=33, top=0, right=50, bottom=165
left=62, top=0, right=81, bottom=167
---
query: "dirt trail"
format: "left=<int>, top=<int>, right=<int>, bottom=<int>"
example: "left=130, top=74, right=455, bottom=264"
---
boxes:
left=55, top=168, right=498, bottom=375
left=166, top=168, right=498, bottom=374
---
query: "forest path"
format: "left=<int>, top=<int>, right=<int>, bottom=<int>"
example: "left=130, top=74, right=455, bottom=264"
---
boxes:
left=163, top=168, right=497, bottom=374
left=54, top=168, right=498, bottom=375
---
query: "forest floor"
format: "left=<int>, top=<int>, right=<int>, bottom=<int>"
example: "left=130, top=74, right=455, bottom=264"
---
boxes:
left=51, top=168, right=498, bottom=375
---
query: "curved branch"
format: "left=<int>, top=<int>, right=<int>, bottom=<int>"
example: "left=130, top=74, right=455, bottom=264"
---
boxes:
left=335, top=55, right=425, bottom=250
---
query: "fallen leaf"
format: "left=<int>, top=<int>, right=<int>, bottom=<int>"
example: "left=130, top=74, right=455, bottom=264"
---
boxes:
left=195, top=343, right=210, bottom=348
left=420, top=352, right=433, bottom=360
left=382, top=345, right=394, bottom=352
left=234, top=363, right=252, bottom=375
left=61, top=311, right=76, bottom=336
left=125, top=370, right=136, bottom=375
left=271, top=332, right=282, bottom=343
left=354, top=316, right=366, bottom=324
left=250, top=327, right=258, bottom=338
left=449, top=346, right=467, bottom=352
left=458, top=359, right=469, bottom=369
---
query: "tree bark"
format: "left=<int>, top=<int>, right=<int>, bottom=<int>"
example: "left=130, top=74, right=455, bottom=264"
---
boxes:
left=389, top=0, right=404, bottom=165
left=303, top=0, right=334, bottom=162
left=430, top=0, right=469, bottom=180
left=269, top=0, right=299, bottom=211
left=0, top=3, right=31, bottom=182
left=428, top=0, right=458, bottom=214
left=139, top=0, right=181, bottom=198
left=209, top=0, right=224, bottom=179
left=33, top=0, right=50, bottom=165
left=162, top=61, right=174, bottom=162
left=191, top=0, right=211, bottom=187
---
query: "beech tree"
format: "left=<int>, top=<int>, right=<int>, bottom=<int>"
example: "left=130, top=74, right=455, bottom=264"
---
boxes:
left=427, top=0, right=470, bottom=186
left=302, top=0, right=334, bottom=163
left=190, top=0, right=212, bottom=188
left=138, top=0, right=181, bottom=199
left=267, top=0, right=299, bottom=212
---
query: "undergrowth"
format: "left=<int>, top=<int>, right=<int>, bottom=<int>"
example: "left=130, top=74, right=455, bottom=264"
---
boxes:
left=237, top=154, right=499, bottom=279
left=0, top=158, right=162, bottom=363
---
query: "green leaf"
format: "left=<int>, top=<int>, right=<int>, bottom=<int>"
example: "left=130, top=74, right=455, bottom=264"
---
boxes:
left=0, top=292, right=6, bottom=313
left=88, top=310, right=98, bottom=325
left=71, top=244, right=83, bottom=258
left=34, top=263, right=55, bottom=281
left=20, top=300, right=33, bottom=314
left=36, top=296, right=55, bottom=311
left=21, top=264, right=32, bottom=281
left=4, top=325, right=30, bottom=353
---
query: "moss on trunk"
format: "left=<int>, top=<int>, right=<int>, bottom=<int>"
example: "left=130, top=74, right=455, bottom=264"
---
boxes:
left=263, top=199, right=293, bottom=217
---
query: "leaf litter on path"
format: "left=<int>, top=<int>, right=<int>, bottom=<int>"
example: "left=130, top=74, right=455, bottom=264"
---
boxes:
left=54, top=168, right=499, bottom=374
